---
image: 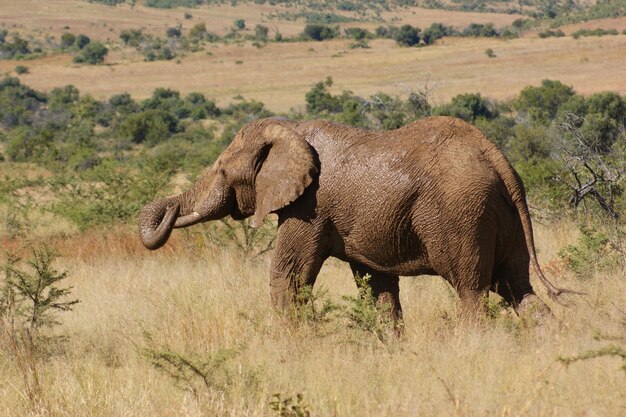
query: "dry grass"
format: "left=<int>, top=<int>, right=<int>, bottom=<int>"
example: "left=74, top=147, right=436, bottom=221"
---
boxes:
left=0, top=0, right=519, bottom=41
left=2, top=0, right=624, bottom=112
left=2, top=35, right=625, bottom=112
left=559, top=16, right=626, bottom=34
left=0, top=221, right=624, bottom=417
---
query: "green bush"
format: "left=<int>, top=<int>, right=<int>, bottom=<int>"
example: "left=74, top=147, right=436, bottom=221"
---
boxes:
left=0, top=77, right=47, bottom=128
left=0, top=33, right=31, bottom=59
left=559, top=226, right=621, bottom=279
left=344, top=27, right=370, bottom=40
left=73, top=41, right=108, bottom=64
left=5, top=127, right=58, bottom=163
left=75, top=34, right=91, bottom=49
left=514, top=79, right=575, bottom=125
left=120, top=29, right=145, bottom=47
left=463, top=23, right=498, bottom=37
left=434, top=92, right=497, bottom=122
left=538, top=29, right=565, bottom=38
left=14, top=65, right=28, bottom=75
left=572, top=28, right=619, bottom=39
left=117, top=109, right=180, bottom=145
left=50, top=161, right=170, bottom=230
left=302, top=24, right=338, bottom=41
left=422, top=22, right=454, bottom=44
left=1, top=246, right=79, bottom=334
left=394, top=24, right=420, bottom=46
left=234, top=19, right=246, bottom=30
left=60, top=33, right=76, bottom=48
left=305, top=77, right=341, bottom=114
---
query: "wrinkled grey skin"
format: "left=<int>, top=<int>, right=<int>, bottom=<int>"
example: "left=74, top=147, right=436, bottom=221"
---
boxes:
left=139, top=116, right=569, bottom=321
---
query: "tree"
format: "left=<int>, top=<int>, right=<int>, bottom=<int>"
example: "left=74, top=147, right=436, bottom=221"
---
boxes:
left=254, top=24, right=269, bottom=40
left=234, top=19, right=246, bottom=30
left=344, top=27, right=370, bottom=40
left=166, top=25, right=182, bottom=38
left=75, top=34, right=91, bottom=49
left=189, top=23, right=207, bottom=40
left=422, top=22, right=452, bottom=45
left=514, top=79, right=575, bottom=125
left=435, top=93, right=497, bottom=122
left=118, top=109, right=179, bottom=146
left=394, top=25, right=420, bottom=47
left=305, top=77, right=340, bottom=114
left=60, top=33, right=76, bottom=48
left=303, top=24, right=337, bottom=41
left=73, top=41, right=108, bottom=64
left=120, top=29, right=144, bottom=47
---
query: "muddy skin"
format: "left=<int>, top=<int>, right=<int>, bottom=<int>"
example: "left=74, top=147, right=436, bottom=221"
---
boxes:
left=139, top=116, right=568, bottom=322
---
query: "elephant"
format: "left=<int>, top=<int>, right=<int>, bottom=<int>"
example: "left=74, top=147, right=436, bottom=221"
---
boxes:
left=139, top=116, right=572, bottom=321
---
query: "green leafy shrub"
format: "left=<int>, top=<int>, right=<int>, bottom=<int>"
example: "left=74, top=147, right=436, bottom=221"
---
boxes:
left=234, top=19, right=246, bottom=30
left=294, top=285, right=341, bottom=328
left=15, top=65, right=29, bottom=74
left=538, top=29, right=565, bottom=38
left=344, top=27, right=371, bottom=40
left=119, top=29, right=146, bottom=47
left=0, top=77, right=47, bottom=128
left=572, top=28, right=619, bottom=39
left=305, top=77, right=341, bottom=114
left=73, top=41, right=108, bottom=64
left=117, top=109, right=180, bottom=145
left=559, top=226, right=621, bottom=279
left=75, top=34, right=91, bottom=49
left=0, top=33, right=31, bottom=59
left=394, top=24, right=421, bottom=46
left=49, top=162, right=170, bottom=230
left=434, top=92, right=498, bottom=122
left=302, top=24, right=338, bottom=41
left=422, top=22, right=454, bottom=44
left=1, top=246, right=78, bottom=410
left=341, top=274, right=395, bottom=341
left=1, top=246, right=79, bottom=336
left=463, top=23, right=498, bottom=37
left=514, top=79, right=575, bottom=125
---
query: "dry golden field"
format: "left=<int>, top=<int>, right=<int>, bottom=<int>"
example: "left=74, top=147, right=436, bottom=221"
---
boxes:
left=1, top=0, right=625, bottom=112
left=1, top=2, right=626, bottom=416
left=0, top=0, right=520, bottom=40
left=1, top=35, right=625, bottom=112
left=0, top=219, right=625, bottom=417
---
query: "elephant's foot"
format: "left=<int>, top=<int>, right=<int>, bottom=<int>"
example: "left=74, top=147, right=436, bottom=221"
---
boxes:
left=517, top=293, right=553, bottom=325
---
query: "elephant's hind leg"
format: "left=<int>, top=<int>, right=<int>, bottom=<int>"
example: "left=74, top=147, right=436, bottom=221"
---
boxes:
left=492, top=261, right=552, bottom=321
left=349, top=262, right=403, bottom=324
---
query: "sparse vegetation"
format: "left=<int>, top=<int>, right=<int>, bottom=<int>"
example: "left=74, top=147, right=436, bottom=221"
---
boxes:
left=0, top=1, right=625, bottom=415
left=72, top=41, right=108, bottom=64
left=572, top=27, right=620, bottom=39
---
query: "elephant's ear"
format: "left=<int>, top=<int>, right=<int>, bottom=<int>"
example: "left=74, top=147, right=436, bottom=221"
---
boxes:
left=251, top=123, right=318, bottom=227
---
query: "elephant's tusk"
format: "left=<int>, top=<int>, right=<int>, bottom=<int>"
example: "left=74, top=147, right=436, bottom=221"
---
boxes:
left=173, top=211, right=202, bottom=228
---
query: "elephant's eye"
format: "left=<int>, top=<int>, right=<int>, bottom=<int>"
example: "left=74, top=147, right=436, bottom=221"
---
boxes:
left=219, top=168, right=227, bottom=178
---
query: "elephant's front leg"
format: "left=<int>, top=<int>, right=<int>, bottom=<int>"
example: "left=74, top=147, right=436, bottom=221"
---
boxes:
left=270, top=217, right=328, bottom=314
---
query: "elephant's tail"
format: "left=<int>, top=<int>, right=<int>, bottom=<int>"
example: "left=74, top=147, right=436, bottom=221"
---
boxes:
left=486, top=144, right=584, bottom=301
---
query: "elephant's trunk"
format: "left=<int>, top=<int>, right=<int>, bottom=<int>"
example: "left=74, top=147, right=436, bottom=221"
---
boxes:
left=138, top=195, right=184, bottom=250
left=138, top=171, right=233, bottom=250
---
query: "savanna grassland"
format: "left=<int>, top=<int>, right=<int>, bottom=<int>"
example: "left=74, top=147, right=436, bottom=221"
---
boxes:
left=1, top=0, right=625, bottom=416
left=0, top=0, right=624, bottom=110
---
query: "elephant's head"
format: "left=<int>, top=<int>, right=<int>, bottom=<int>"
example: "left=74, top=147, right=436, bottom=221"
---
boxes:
left=138, top=119, right=318, bottom=250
